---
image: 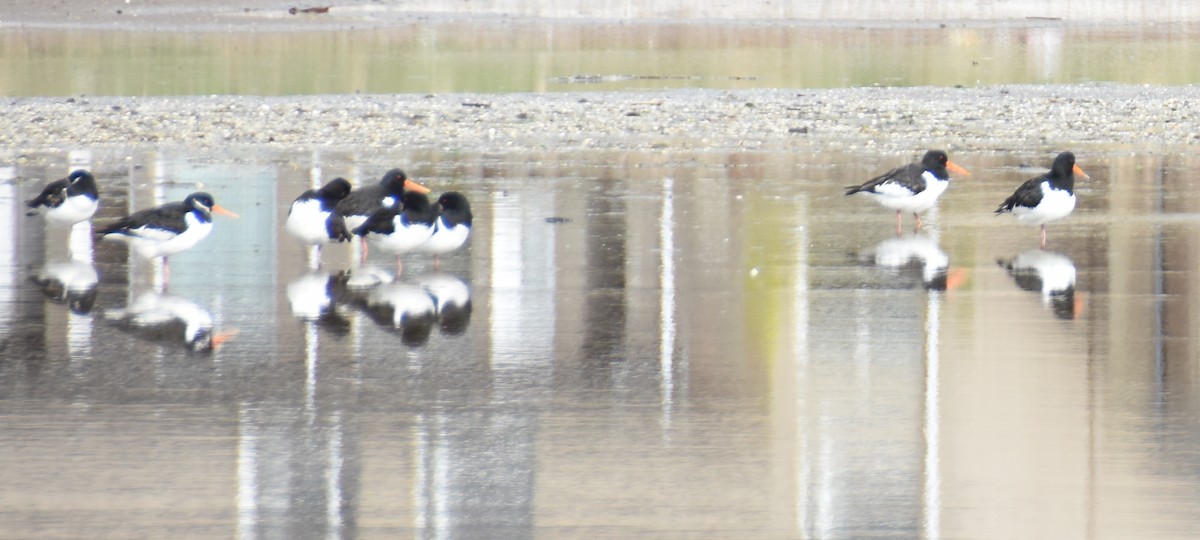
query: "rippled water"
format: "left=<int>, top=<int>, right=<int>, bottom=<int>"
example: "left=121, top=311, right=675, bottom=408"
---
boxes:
left=2, top=146, right=1199, bottom=537
left=3, top=21, right=1200, bottom=95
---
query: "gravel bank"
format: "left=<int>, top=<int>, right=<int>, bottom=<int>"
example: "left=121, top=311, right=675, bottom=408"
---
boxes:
left=3, top=85, right=1199, bottom=155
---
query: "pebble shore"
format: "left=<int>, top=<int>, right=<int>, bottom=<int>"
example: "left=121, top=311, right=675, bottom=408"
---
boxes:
left=3, top=84, right=1199, bottom=155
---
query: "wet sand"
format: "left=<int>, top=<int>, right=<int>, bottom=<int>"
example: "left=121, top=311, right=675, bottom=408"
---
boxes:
left=3, top=85, right=1198, bottom=155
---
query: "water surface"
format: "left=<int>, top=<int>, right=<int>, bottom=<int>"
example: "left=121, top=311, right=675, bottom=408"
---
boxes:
left=2, top=147, right=1199, bottom=538
left=3, top=22, right=1200, bottom=95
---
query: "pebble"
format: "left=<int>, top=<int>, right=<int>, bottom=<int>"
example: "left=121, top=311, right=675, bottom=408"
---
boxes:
left=2, top=85, right=1198, bottom=153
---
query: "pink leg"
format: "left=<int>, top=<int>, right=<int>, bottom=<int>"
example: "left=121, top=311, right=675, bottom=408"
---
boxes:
left=163, top=257, right=171, bottom=290
left=895, top=210, right=903, bottom=237
left=913, top=212, right=923, bottom=232
left=1040, top=225, right=1048, bottom=249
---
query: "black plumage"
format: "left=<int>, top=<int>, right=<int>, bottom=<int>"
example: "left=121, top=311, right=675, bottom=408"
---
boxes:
left=98, top=192, right=219, bottom=237
left=336, top=168, right=425, bottom=223
left=995, top=151, right=1079, bottom=215
left=845, top=150, right=954, bottom=197
left=25, top=169, right=99, bottom=211
left=352, top=190, right=437, bottom=237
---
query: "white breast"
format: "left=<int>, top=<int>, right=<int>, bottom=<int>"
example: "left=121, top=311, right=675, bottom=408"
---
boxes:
left=286, top=199, right=334, bottom=245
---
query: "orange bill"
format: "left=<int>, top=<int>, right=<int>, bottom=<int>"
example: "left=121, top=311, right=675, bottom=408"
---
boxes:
left=212, top=329, right=240, bottom=349
left=1073, top=164, right=1089, bottom=179
left=945, top=267, right=970, bottom=291
left=946, top=161, right=971, bottom=176
left=404, top=179, right=432, bottom=194
left=213, top=205, right=240, bottom=218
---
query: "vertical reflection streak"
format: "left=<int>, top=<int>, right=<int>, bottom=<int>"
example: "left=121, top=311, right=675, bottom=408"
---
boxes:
left=307, top=151, right=323, bottom=270
left=923, top=225, right=942, bottom=540
left=237, top=404, right=260, bottom=540
left=0, top=168, right=15, bottom=331
left=325, top=412, right=344, bottom=540
left=305, top=322, right=318, bottom=412
left=923, top=289, right=941, bottom=540
left=792, top=201, right=810, bottom=536
left=659, top=177, right=676, bottom=435
left=66, top=223, right=93, bottom=359
left=413, top=415, right=429, bottom=532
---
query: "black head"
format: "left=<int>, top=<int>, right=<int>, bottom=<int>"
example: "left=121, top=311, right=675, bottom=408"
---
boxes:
left=66, top=169, right=98, bottom=195
left=921, top=150, right=950, bottom=170
left=1050, top=152, right=1077, bottom=178
left=320, top=177, right=353, bottom=200
left=379, top=169, right=408, bottom=188
left=436, top=192, right=470, bottom=211
left=68, top=170, right=94, bottom=184
left=402, top=190, right=433, bottom=212
left=436, top=192, right=473, bottom=226
left=185, top=192, right=217, bottom=212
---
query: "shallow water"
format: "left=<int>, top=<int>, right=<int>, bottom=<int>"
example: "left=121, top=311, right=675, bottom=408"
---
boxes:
left=2, top=146, right=1200, bottom=538
left=3, top=21, right=1200, bottom=95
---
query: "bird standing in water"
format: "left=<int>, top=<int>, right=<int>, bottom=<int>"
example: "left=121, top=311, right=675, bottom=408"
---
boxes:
left=98, top=192, right=238, bottom=288
left=336, top=169, right=431, bottom=263
left=286, top=177, right=353, bottom=265
left=845, top=150, right=970, bottom=235
left=353, top=190, right=438, bottom=274
left=995, top=151, right=1088, bottom=249
left=417, top=192, right=473, bottom=268
left=26, top=169, right=100, bottom=226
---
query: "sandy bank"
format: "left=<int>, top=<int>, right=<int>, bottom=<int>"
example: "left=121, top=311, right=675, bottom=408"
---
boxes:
left=2, top=86, right=1197, bottom=156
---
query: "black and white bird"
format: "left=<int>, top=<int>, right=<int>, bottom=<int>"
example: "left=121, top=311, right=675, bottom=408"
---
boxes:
left=845, top=150, right=970, bottom=234
left=352, top=190, right=437, bottom=273
left=336, top=169, right=431, bottom=261
left=97, top=192, right=238, bottom=286
left=25, top=169, right=100, bottom=226
left=995, top=151, right=1088, bottom=249
left=417, top=192, right=473, bottom=267
left=286, top=177, right=353, bottom=260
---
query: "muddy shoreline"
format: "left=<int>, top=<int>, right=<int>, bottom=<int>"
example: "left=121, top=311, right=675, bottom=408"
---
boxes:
left=2, top=85, right=1197, bottom=156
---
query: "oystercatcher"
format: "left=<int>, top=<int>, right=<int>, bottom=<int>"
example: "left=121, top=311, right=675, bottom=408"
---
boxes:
left=25, top=169, right=100, bottom=226
left=352, top=190, right=437, bottom=273
left=286, top=177, right=353, bottom=261
left=418, top=192, right=472, bottom=267
left=995, top=151, right=1088, bottom=248
left=336, top=169, right=431, bottom=261
left=845, top=150, right=970, bottom=234
left=97, top=192, right=238, bottom=286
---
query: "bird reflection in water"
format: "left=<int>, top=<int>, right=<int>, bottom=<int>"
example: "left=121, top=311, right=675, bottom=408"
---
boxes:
left=858, top=233, right=967, bottom=291
left=286, top=271, right=352, bottom=335
left=31, top=259, right=99, bottom=315
left=997, top=249, right=1081, bottom=320
left=102, top=291, right=236, bottom=353
left=334, top=266, right=472, bottom=345
left=31, top=216, right=100, bottom=314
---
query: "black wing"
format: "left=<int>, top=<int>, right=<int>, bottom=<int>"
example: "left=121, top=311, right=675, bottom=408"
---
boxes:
left=995, top=175, right=1047, bottom=214
left=99, top=202, right=189, bottom=236
left=326, top=213, right=352, bottom=242
left=352, top=206, right=398, bottom=236
left=845, top=163, right=926, bottom=196
left=26, top=177, right=70, bottom=209
left=336, top=185, right=386, bottom=218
